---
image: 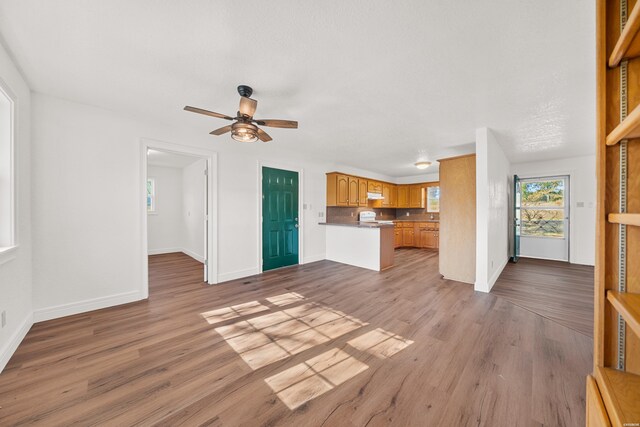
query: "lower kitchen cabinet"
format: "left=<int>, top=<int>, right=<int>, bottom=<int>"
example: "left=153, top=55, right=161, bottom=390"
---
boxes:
left=394, top=228, right=402, bottom=248
left=402, top=228, right=414, bottom=246
left=419, top=228, right=439, bottom=249
left=394, top=222, right=439, bottom=249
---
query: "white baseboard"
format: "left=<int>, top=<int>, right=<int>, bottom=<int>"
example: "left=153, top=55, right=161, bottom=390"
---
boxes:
left=217, top=267, right=260, bottom=284
left=519, top=255, right=569, bottom=262
left=303, top=254, right=325, bottom=264
left=487, top=257, right=509, bottom=291
left=474, top=256, right=509, bottom=293
left=182, top=248, right=205, bottom=263
left=148, top=247, right=182, bottom=255
left=33, top=290, right=144, bottom=323
left=0, top=312, right=33, bottom=374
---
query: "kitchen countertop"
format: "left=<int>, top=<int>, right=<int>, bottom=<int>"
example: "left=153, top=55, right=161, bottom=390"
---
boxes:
left=393, top=219, right=439, bottom=223
left=318, top=222, right=395, bottom=229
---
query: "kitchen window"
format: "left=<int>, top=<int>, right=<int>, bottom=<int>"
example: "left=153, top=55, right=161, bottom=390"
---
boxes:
left=427, top=186, right=440, bottom=212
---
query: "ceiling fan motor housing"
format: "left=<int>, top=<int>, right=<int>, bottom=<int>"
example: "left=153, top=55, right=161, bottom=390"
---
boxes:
left=237, top=85, right=253, bottom=98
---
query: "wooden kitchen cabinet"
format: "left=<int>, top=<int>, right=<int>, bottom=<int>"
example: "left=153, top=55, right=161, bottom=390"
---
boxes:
left=348, top=177, right=359, bottom=206
left=402, top=228, right=414, bottom=246
left=358, top=179, right=368, bottom=206
left=419, top=228, right=438, bottom=249
left=382, top=183, right=397, bottom=207
left=397, top=185, right=409, bottom=208
left=326, top=173, right=350, bottom=206
left=368, top=181, right=383, bottom=194
left=327, top=172, right=435, bottom=209
left=409, top=185, right=425, bottom=208
left=394, top=228, right=402, bottom=248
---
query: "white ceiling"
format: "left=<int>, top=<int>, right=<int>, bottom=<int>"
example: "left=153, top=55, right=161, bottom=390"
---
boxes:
left=147, top=149, right=202, bottom=169
left=0, top=0, right=595, bottom=177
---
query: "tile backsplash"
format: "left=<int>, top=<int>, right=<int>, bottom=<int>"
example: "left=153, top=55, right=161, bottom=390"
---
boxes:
left=326, top=207, right=396, bottom=223
left=395, top=208, right=440, bottom=221
left=326, top=207, right=439, bottom=222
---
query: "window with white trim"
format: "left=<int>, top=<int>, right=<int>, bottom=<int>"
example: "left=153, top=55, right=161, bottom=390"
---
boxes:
left=147, top=178, right=156, bottom=213
left=0, top=82, right=14, bottom=250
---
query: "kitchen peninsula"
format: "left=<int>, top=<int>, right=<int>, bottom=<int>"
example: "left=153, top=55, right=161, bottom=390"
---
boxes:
left=319, top=222, right=395, bottom=271
left=321, top=171, right=441, bottom=271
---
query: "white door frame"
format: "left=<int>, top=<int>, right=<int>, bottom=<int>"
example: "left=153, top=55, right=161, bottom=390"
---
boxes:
left=257, top=161, right=304, bottom=272
left=517, top=173, right=571, bottom=262
left=140, top=138, right=218, bottom=298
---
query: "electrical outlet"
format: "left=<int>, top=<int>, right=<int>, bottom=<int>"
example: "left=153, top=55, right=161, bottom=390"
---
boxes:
left=406, top=212, right=410, bottom=216
left=1, top=311, right=6, bottom=328
left=318, top=212, right=324, bottom=218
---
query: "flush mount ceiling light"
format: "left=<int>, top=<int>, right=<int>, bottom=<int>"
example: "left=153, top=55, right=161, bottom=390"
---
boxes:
left=184, top=85, right=298, bottom=143
left=415, top=161, right=432, bottom=169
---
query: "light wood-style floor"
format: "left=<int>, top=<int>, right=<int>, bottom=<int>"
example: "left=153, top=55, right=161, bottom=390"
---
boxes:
left=0, top=249, right=592, bottom=426
left=491, top=257, right=594, bottom=337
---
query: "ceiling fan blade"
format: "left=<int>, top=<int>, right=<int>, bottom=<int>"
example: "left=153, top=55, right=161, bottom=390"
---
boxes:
left=184, top=106, right=234, bottom=121
left=253, top=119, right=298, bottom=129
left=257, top=128, right=272, bottom=142
left=239, top=97, right=257, bottom=117
left=209, top=125, right=233, bottom=136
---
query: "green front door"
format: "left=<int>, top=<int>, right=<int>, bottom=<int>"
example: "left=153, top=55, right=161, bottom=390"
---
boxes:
left=262, top=167, right=299, bottom=271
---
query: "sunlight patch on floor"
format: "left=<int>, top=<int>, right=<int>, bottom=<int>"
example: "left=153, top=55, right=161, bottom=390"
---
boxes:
left=264, top=348, right=369, bottom=410
left=215, top=303, right=368, bottom=370
left=266, top=292, right=306, bottom=306
left=201, top=301, right=270, bottom=325
left=347, top=328, right=414, bottom=358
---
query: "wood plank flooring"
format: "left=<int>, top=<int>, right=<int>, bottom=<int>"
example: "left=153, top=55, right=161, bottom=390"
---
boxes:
left=0, top=249, right=592, bottom=426
left=491, top=257, right=594, bottom=337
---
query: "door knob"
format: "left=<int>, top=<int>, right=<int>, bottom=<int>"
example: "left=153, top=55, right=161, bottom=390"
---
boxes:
left=294, top=224, right=299, bottom=228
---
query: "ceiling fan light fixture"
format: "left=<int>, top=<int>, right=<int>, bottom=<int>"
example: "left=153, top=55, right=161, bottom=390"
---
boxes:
left=415, top=161, right=432, bottom=169
left=231, top=122, right=259, bottom=143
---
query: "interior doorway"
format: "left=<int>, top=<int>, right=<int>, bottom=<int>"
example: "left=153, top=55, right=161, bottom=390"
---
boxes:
left=140, top=139, right=217, bottom=298
left=514, top=175, right=570, bottom=262
left=146, top=148, right=208, bottom=280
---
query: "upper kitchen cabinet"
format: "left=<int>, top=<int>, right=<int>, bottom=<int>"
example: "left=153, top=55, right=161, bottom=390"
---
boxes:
left=382, top=183, right=397, bottom=207
left=348, top=177, right=359, bottom=207
left=358, top=179, right=368, bottom=206
left=397, top=185, right=409, bottom=208
left=409, top=185, right=425, bottom=208
left=368, top=181, right=383, bottom=194
left=326, top=172, right=435, bottom=209
left=326, top=173, right=350, bottom=206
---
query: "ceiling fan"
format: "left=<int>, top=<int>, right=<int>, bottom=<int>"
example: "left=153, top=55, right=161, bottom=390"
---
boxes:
left=184, top=85, right=298, bottom=143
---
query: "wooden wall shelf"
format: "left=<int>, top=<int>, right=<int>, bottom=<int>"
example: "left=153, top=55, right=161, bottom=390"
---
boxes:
left=609, top=0, right=640, bottom=66
left=608, top=213, right=640, bottom=226
left=607, top=291, right=640, bottom=339
left=606, top=103, right=640, bottom=146
left=594, top=366, right=640, bottom=426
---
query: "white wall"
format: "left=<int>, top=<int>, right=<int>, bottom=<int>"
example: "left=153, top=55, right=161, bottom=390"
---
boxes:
left=182, top=158, right=206, bottom=262
left=31, top=93, right=329, bottom=320
left=511, top=155, right=596, bottom=266
left=147, top=166, right=183, bottom=254
left=0, top=42, right=33, bottom=372
left=475, top=128, right=510, bottom=293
